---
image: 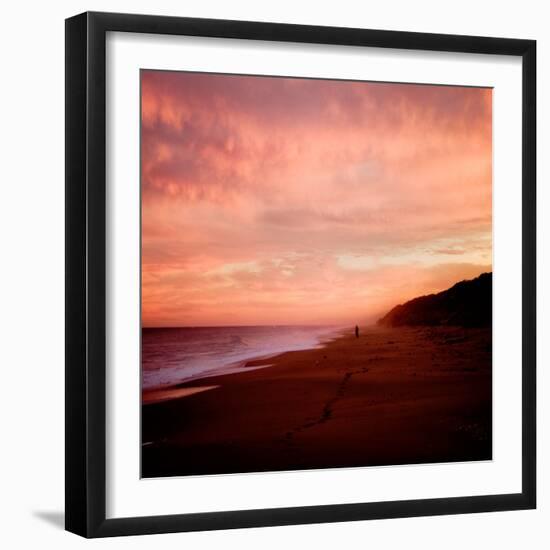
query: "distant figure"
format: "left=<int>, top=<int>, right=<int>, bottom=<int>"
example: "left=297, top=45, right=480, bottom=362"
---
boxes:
left=355, top=325, right=359, bottom=338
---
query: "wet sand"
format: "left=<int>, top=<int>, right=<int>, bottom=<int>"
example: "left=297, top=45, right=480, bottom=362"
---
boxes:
left=141, top=325, right=492, bottom=478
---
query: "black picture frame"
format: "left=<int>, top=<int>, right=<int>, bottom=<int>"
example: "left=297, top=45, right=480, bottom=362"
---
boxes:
left=65, top=11, right=536, bottom=538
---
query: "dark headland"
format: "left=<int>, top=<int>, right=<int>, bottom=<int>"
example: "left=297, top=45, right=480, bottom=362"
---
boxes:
left=142, top=273, right=492, bottom=477
left=378, top=272, right=492, bottom=328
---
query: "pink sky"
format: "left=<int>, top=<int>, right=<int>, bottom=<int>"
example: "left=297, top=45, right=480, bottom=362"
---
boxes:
left=141, top=70, right=492, bottom=327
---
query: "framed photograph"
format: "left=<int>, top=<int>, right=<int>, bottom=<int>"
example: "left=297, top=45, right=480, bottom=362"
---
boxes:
left=65, top=11, right=536, bottom=537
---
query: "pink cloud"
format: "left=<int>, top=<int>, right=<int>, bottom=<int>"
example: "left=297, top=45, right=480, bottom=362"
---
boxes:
left=141, top=70, right=492, bottom=326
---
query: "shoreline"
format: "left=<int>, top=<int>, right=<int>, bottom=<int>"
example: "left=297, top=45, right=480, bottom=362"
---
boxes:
left=142, top=325, right=350, bottom=403
left=142, top=325, right=492, bottom=477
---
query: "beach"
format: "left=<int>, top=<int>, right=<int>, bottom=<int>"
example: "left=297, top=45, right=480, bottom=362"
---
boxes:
left=142, top=325, right=492, bottom=477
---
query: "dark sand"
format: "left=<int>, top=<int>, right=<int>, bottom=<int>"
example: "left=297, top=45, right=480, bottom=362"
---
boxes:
left=142, top=325, right=492, bottom=478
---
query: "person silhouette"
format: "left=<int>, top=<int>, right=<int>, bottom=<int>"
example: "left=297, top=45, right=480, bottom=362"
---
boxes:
left=355, top=325, right=359, bottom=338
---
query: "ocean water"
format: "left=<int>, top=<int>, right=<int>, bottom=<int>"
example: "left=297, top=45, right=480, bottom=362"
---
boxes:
left=142, top=325, right=344, bottom=391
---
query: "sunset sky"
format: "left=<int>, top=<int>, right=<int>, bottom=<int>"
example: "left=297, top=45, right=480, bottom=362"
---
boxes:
left=141, top=70, right=492, bottom=327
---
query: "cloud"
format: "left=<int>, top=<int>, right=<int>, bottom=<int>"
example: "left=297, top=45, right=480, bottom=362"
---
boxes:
left=141, top=70, right=492, bottom=326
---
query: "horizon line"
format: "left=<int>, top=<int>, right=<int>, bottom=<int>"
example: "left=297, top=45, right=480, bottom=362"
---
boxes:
left=142, top=323, right=356, bottom=330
